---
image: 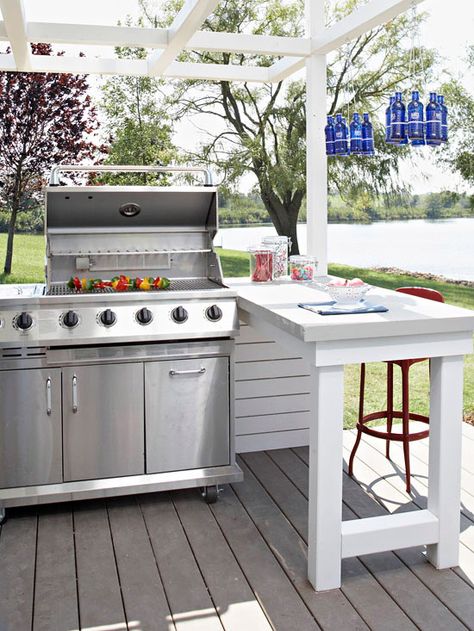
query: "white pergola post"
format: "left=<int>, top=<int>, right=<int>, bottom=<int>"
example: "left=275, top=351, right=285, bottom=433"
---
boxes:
left=305, top=1, right=328, bottom=273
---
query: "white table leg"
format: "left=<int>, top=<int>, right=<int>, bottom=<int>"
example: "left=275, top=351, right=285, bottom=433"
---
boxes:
left=427, top=355, right=464, bottom=569
left=307, top=364, right=345, bottom=591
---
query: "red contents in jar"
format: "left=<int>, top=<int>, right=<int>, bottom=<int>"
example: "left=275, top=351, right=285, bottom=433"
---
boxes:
left=251, top=252, right=273, bottom=282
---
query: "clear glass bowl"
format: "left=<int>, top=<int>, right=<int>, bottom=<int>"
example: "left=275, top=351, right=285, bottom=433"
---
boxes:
left=289, top=255, right=318, bottom=282
left=325, top=283, right=371, bottom=305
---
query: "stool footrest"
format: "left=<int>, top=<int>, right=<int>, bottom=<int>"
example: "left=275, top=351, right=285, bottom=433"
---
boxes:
left=357, top=410, right=429, bottom=442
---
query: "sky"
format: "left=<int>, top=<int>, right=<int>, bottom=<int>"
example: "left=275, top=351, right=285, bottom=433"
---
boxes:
left=18, top=0, right=474, bottom=194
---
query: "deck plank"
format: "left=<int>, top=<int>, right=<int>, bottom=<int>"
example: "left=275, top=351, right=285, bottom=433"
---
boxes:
left=33, top=507, right=79, bottom=631
left=233, top=456, right=377, bottom=630
left=173, top=489, right=272, bottom=631
left=74, top=500, right=127, bottom=630
left=0, top=511, right=37, bottom=631
left=138, top=492, right=223, bottom=631
left=211, top=483, right=320, bottom=630
left=242, top=451, right=421, bottom=631
left=106, top=496, right=175, bottom=631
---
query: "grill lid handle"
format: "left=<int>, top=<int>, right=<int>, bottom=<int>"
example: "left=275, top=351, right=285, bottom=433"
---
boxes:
left=49, top=164, right=214, bottom=187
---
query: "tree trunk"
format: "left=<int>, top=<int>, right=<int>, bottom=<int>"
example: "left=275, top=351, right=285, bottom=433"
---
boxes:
left=259, top=185, right=304, bottom=255
left=4, top=200, right=19, bottom=275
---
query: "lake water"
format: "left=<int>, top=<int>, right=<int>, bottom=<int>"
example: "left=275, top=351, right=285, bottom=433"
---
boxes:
left=215, top=217, right=474, bottom=281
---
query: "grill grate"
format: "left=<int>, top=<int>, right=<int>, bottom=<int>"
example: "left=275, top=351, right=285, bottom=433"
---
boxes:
left=46, top=278, right=224, bottom=296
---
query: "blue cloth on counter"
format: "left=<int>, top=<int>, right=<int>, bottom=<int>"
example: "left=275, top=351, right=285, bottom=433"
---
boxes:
left=298, top=301, right=389, bottom=316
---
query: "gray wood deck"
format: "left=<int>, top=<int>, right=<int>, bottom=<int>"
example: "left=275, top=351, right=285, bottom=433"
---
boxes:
left=1, top=425, right=474, bottom=631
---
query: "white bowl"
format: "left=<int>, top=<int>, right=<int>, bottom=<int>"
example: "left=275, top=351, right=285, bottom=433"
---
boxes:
left=325, top=283, right=371, bottom=305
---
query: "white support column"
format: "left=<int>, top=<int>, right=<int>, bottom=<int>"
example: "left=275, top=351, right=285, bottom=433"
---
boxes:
left=305, top=0, right=327, bottom=273
left=307, top=364, right=345, bottom=591
left=0, top=0, right=31, bottom=71
left=426, top=355, right=464, bottom=569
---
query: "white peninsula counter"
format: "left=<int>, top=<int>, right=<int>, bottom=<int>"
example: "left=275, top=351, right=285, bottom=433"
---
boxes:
left=228, top=277, right=474, bottom=591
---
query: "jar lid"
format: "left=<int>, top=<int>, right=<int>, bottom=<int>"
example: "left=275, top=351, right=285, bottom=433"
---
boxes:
left=262, top=236, right=290, bottom=244
left=289, top=255, right=317, bottom=263
left=248, top=245, right=275, bottom=253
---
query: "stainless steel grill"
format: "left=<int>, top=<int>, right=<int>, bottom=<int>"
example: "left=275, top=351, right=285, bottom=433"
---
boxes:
left=0, top=164, right=242, bottom=521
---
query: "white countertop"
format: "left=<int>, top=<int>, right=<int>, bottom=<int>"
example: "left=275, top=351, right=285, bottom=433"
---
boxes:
left=228, top=277, right=474, bottom=343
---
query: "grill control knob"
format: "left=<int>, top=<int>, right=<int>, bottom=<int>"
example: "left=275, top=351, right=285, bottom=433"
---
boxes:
left=100, top=309, right=116, bottom=327
left=136, top=307, right=153, bottom=325
left=62, top=310, right=79, bottom=328
left=206, top=305, right=223, bottom=322
left=16, top=312, right=33, bottom=330
left=171, top=306, right=188, bottom=323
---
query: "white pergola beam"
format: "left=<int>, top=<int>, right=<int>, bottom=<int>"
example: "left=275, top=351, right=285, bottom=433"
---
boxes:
left=312, top=0, right=425, bottom=55
left=19, top=21, right=309, bottom=58
left=148, top=0, right=220, bottom=76
left=0, top=53, right=269, bottom=83
left=0, top=0, right=31, bottom=70
left=268, top=56, right=306, bottom=82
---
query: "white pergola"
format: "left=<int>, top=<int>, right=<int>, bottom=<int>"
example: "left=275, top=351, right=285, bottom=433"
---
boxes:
left=0, top=0, right=423, bottom=273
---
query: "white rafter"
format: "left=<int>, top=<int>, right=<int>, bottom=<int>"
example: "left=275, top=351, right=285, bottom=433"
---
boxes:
left=268, top=56, right=306, bottom=83
left=0, top=0, right=31, bottom=70
left=312, top=0, right=425, bottom=55
left=148, top=0, right=220, bottom=76
left=14, top=21, right=309, bottom=58
left=0, top=53, right=270, bottom=83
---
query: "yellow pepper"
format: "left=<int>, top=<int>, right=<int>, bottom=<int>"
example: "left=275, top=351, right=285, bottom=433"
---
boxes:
left=139, top=278, right=151, bottom=291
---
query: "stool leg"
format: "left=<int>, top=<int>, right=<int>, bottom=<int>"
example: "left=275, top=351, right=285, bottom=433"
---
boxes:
left=386, top=362, right=394, bottom=460
left=349, top=363, right=365, bottom=477
left=401, top=363, right=412, bottom=493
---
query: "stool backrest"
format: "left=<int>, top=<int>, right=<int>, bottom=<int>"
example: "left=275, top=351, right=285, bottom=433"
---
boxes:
left=396, top=286, right=445, bottom=303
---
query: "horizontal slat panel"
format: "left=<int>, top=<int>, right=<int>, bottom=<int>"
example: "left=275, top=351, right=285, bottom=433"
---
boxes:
left=236, top=326, right=274, bottom=345
left=236, top=393, right=311, bottom=418
left=236, top=429, right=309, bottom=453
left=234, top=359, right=310, bottom=380
left=235, top=376, right=312, bottom=398
left=236, top=411, right=311, bottom=435
left=235, top=342, right=301, bottom=363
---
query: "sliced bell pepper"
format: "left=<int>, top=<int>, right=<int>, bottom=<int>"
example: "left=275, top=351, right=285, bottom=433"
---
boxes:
left=139, top=278, right=151, bottom=291
left=159, top=277, right=170, bottom=289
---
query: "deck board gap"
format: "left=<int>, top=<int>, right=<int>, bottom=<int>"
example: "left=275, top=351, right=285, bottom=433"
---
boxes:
left=105, top=500, right=130, bottom=631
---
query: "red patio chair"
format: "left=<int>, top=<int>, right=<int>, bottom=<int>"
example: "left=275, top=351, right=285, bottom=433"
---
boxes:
left=348, top=286, right=445, bottom=493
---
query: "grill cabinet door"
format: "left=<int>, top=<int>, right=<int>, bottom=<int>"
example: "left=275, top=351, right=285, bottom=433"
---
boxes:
left=0, top=368, right=62, bottom=488
left=145, top=357, right=230, bottom=473
left=63, top=363, right=144, bottom=481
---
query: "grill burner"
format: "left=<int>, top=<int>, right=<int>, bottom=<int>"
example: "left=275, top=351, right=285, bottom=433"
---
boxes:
left=46, top=278, right=225, bottom=296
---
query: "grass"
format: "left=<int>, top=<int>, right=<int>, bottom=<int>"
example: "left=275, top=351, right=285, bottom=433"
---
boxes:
left=1, top=236, right=472, bottom=428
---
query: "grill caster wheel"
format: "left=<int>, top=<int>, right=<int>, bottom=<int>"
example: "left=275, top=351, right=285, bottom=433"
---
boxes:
left=0, top=508, right=6, bottom=525
left=202, top=485, right=219, bottom=504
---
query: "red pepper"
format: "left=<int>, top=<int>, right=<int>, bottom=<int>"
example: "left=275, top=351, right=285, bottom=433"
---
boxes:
left=73, top=277, right=82, bottom=290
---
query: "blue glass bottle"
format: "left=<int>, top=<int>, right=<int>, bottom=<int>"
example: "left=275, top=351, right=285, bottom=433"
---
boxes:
left=390, top=91, right=406, bottom=142
left=407, top=90, right=425, bottom=146
left=426, top=92, right=442, bottom=145
left=325, top=115, right=336, bottom=156
left=362, top=113, right=375, bottom=155
left=350, top=113, right=363, bottom=154
left=342, top=117, right=351, bottom=155
left=437, top=95, right=448, bottom=143
left=385, top=96, right=396, bottom=143
left=334, top=113, right=348, bottom=155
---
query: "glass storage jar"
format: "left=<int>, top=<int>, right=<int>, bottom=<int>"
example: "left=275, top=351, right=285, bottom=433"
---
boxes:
left=289, top=255, right=318, bottom=282
left=248, top=246, right=274, bottom=282
left=261, top=236, right=291, bottom=278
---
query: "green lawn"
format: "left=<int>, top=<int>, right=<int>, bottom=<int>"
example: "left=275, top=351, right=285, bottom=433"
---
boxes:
left=1, top=235, right=472, bottom=427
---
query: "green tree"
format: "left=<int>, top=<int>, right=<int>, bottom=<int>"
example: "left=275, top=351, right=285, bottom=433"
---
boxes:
left=99, top=21, right=178, bottom=185
left=138, top=0, right=435, bottom=253
left=438, top=47, right=474, bottom=186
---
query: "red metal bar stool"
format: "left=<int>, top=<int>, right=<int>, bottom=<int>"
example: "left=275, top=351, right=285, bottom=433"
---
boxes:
left=348, top=287, right=445, bottom=493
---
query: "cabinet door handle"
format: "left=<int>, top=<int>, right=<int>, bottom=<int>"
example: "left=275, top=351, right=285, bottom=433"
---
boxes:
left=46, top=378, right=52, bottom=416
left=72, top=375, right=78, bottom=413
left=169, top=367, right=206, bottom=376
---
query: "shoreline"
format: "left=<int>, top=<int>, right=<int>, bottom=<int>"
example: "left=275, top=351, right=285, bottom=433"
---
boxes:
left=375, top=267, right=474, bottom=288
